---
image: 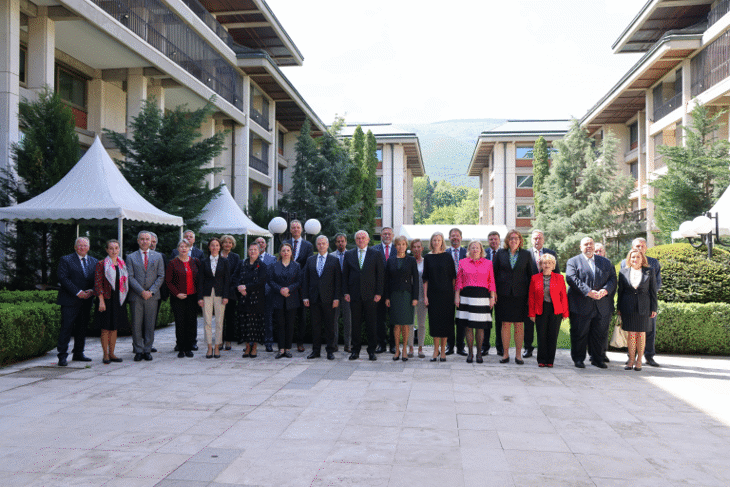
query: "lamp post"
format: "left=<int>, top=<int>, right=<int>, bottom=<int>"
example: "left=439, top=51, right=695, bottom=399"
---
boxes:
left=679, top=212, right=725, bottom=259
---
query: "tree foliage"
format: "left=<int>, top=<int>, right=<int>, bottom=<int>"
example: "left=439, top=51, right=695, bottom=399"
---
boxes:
left=0, top=89, right=79, bottom=288
left=423, top=186, right=478, bottom=224
left=532, top=135, right=549, bottom=216
left=413, top=176, right=435, bottom=224
left=104, top=98, right=225, bottom=253
left=361, top=130, right=378, bottom=235
left=651, top=103, right=730, bottom=241
left=534, top=120, right=634, bottom=264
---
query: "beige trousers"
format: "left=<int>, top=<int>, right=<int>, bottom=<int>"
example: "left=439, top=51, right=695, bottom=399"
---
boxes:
left=203, top=289, right=226, bottom=346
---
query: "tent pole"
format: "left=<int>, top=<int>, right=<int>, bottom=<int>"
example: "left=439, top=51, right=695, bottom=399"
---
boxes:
left=118, top=218, right=123, bottom=251
left=180, top=226, right=183, bottom=241
left=76, top=223, right=79, bottom=240
left=244, top=234, right=248, bottom=250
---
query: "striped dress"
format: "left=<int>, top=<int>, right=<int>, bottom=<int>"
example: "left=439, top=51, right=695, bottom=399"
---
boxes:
left=456, top=257, right=496, bottom=330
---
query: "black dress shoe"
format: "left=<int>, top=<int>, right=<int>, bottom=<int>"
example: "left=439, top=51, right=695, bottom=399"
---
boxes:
left=72, top=354, right=92, bottom=362
left=374, top=346, right=385, bottom=354
left=185, top=351, right=194, bottom=357
left=265, top=344, right=273, bottom=352
left=344, top=346, right=351, bottom=353
left=574, top=361, right=585, bottom=368
left=481, top=348, right=489, bottom=356
left=143, top=353, right=152, bottom=361
left=499, top=357, right=510, bottom=364
left=191, top=345, right=198, bottom=351
left=522, top=349, right=533, bottom=358
left=151, top=348, right=157, bottom=353
left=284, top=351, right=292, bottom=358
left=110, top=356, right=123, bottom=363
left=603, top=355, right=610, bottom=363
left=58, top=358, right=68, bottom=366
left=174, top=345, right=180, bottom=352
left=327, top=352, right=335, bottom=360
left=645, top=358, right=660, bottom=367
left=178, top=351, right=185, bottom=358
left=368, top=353, right=377, bottom=361
left=445, top=347, right=455, bottom=356
left=349, top=352, right=359, bottom=360
left=275, top=352, right=284, bottom=359
left=134, top=353, right=143, bottom=362
left=591, top=361, right=608, bottom=369
left=333, top=346, right=339, bottom=352
left=456, top=349, right=468, bottom=356
left=307, top=352, right=321, bottom=359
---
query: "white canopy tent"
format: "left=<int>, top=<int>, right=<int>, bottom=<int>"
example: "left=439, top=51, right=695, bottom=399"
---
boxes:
left=398, top=224, right=510, bottom=246
left=197, top=182, right=271, bottom=249
left=0, top=136, right=183, bottom=248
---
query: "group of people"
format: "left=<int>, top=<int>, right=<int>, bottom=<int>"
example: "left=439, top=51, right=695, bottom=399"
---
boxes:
left=55, top=223, right=661, bottom=370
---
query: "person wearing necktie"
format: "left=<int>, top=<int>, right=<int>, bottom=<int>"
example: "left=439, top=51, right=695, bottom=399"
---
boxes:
left=331, top=233, right=351, bottom=353
left=524, top=229, right=560, bottom=360
left=343, top=230, right=384, bottom=361
left=56, top=237, right=98, bottom=366
left=127, top=231, right=165, bottom=362
left=373, top=227, right=396, bottom=353
left=446, top=228, right=468, bottom=356
left=303, top=235, right=342, bottom=360
left=566, top=237, right=616, bottom=369
left=283, top=220, right=314, bottom=353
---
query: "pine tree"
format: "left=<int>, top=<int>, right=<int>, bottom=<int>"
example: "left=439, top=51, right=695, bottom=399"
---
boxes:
left=279, top=120, right=319, bottom=224
left=104, top=98, right=225, bottom=252
left=339, top=126, right=365, bottom=229
left=532, top=136, right=549, bottom=216
left=361, top=130, right=378, bottom=235
left=534, top=120, right=634, bottom=264
left=1, top=89, right=80, bottom=287
left=651, top=103, right=730, bottom=241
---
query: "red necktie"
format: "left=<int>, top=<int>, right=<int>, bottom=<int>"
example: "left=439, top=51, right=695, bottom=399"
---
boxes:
left=384, top=245, right=389, bottom=260
left=144, top=251, right=148, bottom=270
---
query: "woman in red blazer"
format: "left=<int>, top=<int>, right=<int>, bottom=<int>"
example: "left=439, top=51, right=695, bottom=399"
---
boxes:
left=166, top=240, right=201, bottom=358
left=528, top=253, right=569, bottom=367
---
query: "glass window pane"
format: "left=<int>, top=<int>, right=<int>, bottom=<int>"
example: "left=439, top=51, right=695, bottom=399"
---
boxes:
left=376, top=148, right=383, bottom=162
left=516, top=205, right=534, bottom=218
left=515, top=147, right=534, bottom=159
left=19, top=47, right=26, bottom=84
left=516, top=175, right=533, bottom=188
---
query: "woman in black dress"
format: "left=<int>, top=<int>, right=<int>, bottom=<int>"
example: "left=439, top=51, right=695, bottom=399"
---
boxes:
left=384, top=236, right=419, bottom=361
left=493, top=229, right=533, bottom=365
left=617, top=249, right=657, bottom=371
left=423, top=232, right=456, bottom=362
left=270, top=243, right=301, bottom=359
left=220, top=234, right=241, bottom=351
left=235, top=242, right=267, bottom=358
left=94, top=239, right=129, bottom=364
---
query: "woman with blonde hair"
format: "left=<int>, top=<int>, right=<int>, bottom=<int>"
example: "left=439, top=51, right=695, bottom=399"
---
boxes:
left=220, top=234, right=240, bottom=351
left=617, top=249, right=657, bottom=371
left=423, top=232, right=456, bottom=362
left=384, top=235, right=419, bottom=361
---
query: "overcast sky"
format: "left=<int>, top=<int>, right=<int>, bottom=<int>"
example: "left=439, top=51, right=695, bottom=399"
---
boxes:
left=268, top=0, right=646, bottom=125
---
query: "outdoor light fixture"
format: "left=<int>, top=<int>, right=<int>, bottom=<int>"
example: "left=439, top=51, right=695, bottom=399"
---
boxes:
left=680, top=212, right=726, bottom=258
left=304, top=219, right=321, bottom=236
left=268, top=216, right=287, bottom=235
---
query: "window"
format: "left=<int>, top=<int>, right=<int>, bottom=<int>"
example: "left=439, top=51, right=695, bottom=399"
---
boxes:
left=629, top=122, right=638, bottom=149
left=629, top=161, right=638, bottom=180
left=278, top=131, right=285, bottom=154
left=19, top=46, right=27, bottom=85
left=278, top=166, right=285, bottom=183
left=516, top=205, right=534, bottom=218
left=376, top=176, right=382, bottom=190
left=376, top=147, right=383, bottom=162
left=516, top=175, right=533, bottom=189
left=515, top=147, right=534, bottom=159
left=57, top=67, right=86, bottom=109
left=376, top=205, right=382, bottom=219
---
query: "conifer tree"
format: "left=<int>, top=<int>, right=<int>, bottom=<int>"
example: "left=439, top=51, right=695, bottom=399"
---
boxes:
left=532, top=136, right=549, bottom=216
left=340, top=125, right=365, bottom=230
left=279, top=120, right=320, bottom=224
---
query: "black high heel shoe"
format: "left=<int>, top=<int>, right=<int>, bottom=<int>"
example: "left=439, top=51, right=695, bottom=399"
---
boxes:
left=466, top=354, right=473, bottom=364
left=499, top=357, right=510, bottom=364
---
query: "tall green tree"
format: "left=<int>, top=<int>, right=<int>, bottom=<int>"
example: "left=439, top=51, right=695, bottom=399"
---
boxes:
left=279, top=120, right=320, bottom=224
left=651, top=104, right=730, bottom=241
left=360, top=130, right=378, bottom=235
left=413, top=176, right=435, bottom=223
left=532, top=135, right=549, bottom=216
left=104, top=98, right=225, bottom=252
left=0, top=89, right=79, bottom=288
left=534, top=120, right=634, bottom=264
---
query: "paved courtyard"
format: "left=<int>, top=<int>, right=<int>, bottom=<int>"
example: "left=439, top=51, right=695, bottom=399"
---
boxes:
left=0, top=321, right=729, bottom=487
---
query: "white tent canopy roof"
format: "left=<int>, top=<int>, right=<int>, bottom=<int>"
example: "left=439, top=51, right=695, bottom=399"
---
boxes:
left=708, top=184, right=730, bottom=236
left=398, top=224, right=511, bottom=243
left=198, top=183, right=271, bottom=236
left=0, top=136, right=183, bottom=226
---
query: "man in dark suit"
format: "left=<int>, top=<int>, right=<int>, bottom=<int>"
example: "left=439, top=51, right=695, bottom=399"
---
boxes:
left=343, top=230, right=384, bottom=361
left=303, top=235, right=342, bottom=360
left=283, top=219, right=314, bottom=352
left=482, top=231, right=502, bottom=356
left=524, top=229, right=560, bottom=358
left=171, top=230, right=204, bottom=260
left=257, top=236, right=277, bottom=352
left=621, top=237, right=662, bottom=367
left=372, top=226, right=395, bottom=353
left=332, top=233, right=351, bottom=353
left=56, top=237, right=98, bottom=366
left=446, top=227, right=468, bottom=356
left=566, top=237, right=616, bottom=369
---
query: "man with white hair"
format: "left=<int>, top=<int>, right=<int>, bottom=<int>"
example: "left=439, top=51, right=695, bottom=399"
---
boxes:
left=621, top=237, right=662, bottom=367
left=303, top=235, right=342, bottom=360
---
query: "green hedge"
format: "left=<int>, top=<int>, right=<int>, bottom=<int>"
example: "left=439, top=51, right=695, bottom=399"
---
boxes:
left=0, top=302, right=61, bottom=365
left=0, top=290, right=58, bottom=304
left=655, top=301, right=730, bottom=355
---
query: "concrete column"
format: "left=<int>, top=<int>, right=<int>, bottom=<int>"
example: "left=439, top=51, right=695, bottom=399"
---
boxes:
left=392, top=145, right=405, bottom=232
left=637, top=111, right=645, bottom=211
left=148, top=83, right=165, bottom=111
left=405, top=168, right=414, bottom=225
left=681, top=58, right=692, bottom=145
left=0, top=0, right=21, bottom=174
left=493, top=143, right=506, bottom=226
left=200, top=116, right=215, bottom=188
left=266, top=100, right=276, bottom=208
left=505, top=142, right=516, bottom=229
left=27, top=6, right=55, bottom=96
left=381, top=144, right=392, bottom=228
left=645, top=92, right=656, bottom=247
left=87, top=78, right=105, bottom=135
left=126, top=68, right=147, bottom=131
left=232, top=123, right=248, bottom=208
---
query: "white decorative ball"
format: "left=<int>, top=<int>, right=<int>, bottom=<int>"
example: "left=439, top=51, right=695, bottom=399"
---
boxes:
left=304, top=219, right=322, bottom=235
left=679, top=220, right=698, bottom=238
left=268, top=217, right=288, bottom=235
left=692, top=215, right=713, bottom=235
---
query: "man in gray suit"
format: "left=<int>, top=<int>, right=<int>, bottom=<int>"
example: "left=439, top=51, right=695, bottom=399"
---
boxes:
left=127, top=231, right=165, bottom=361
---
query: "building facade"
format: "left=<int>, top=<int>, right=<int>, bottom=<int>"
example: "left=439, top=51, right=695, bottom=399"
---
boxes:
left=1, top=0, right=324, bottom=216
left=467, top=120, right=569, bottom=234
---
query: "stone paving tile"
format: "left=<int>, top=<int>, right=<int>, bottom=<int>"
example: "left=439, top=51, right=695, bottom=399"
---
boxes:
left=1, top=324, right=729, bottom=487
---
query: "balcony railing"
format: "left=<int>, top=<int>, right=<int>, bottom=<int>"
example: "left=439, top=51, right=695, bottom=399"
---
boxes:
left=617, top=208, right=647, bottom=225
left=249, top=154, right=269, bottom=175
left=691, top=30, right=730, bottom=97
left=250, top=108, right=270, bottom=130
left=179, top=0, right=236, bottom=49
left=653, top=92, right=682, bottom=121
left=708, top=0, right=730, bottom=27
left=90, top=0, right=243, bottom=110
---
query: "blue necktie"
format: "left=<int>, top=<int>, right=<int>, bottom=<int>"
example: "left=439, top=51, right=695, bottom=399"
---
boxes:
left=317, top=255, right=324, bottom=277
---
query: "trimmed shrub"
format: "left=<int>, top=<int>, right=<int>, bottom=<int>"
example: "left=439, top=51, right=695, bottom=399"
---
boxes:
left=0, top=302, right=61, bottom=365
left=0, top=290, right=58, bottom=304
left=655, top=301, right=730, bottom=355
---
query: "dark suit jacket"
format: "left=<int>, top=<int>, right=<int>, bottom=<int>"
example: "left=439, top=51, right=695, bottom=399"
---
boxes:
left=171, top=246, right=204, bottom=260
left=528, top=247, right=560, bottom=275
left=197, top=256, right=231, bottom=300
left=620, top=255, right=661, bottom=289
left=165, top=257, right=200, bottom=296
left=303, top=254, right=342, bottom=304
left=270, top=261, right=301, bottom=309
left=384, top=255, right=419, bottom=302
left=342, top=247, right=384, bottom=302
left=485, top=247, right=499, bottom=263
left=235, top=257, right=267, bottom=313
left=284, top=238, right=314, bottom=272
left=373, top=242, right=398, bottom=265
left=57, top=253, right=98, bottom=307
left=493, top=248, right=533, bottom=298
left=566, top=253, right=616, bottom=317
left=617, top=266, right=657, bottom=317
left=222, top=251, right=241, bottom=299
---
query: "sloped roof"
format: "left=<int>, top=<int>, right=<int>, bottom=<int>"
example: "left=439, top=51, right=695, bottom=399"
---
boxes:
left=198, top=182, right=271, bottom=236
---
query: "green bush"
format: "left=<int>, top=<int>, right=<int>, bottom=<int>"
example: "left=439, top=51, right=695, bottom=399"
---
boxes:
left=654, top=301, right=730, bottom=355
left=646, top=243, right=730, bottom=303
left=0, top=290, right=58, bottom=304
left=0, top=302, right=61, bottom=365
